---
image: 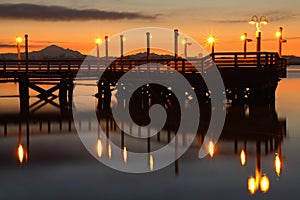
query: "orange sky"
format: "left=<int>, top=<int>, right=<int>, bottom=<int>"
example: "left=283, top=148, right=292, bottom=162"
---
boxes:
left=0, top=0, right=299, bottom=56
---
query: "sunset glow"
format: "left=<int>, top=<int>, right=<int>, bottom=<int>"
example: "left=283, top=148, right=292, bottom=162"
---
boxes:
left=0, top=0, right=298, bottom=56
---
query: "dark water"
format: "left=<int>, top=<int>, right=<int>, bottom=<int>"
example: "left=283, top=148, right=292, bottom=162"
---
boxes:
left=0, top=67, right=299, bottom=200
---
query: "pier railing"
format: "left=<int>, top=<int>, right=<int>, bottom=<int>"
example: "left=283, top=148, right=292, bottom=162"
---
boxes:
left=0, top=52, right=287, bottom=80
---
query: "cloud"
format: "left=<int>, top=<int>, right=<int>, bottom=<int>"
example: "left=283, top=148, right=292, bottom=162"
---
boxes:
left=210, top=10, right=298, bottom=24
left=0, top=3, right=156, bottom=21
left=0, top=43, right=43, bottom=48
left=209, top=19, right=245, bottom=24
left=286, top=36, right=300, bottom=40
left=265, top=11, right=297, bottom=22
left=0, top=44, right=16, bottom=48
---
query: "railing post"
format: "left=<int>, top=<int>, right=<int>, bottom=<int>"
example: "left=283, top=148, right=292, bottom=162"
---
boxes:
left=270, top=53, right=274, bottom=65
left=201, top=59, right=204, bottom=74
left=182, top=60, right=185, bottom=73
left=68, top=61, right=71, bottom=71
left=234, top=54, right=238, bottom=68
left=257, top=52, right=261, bottom=67
left=47, top=61, right=50, bottom=73
left=114, top=60, right=118, bottom=73
left=121, top=59, right=124, bottom=72
left=3, top=61, right=6, bottom=73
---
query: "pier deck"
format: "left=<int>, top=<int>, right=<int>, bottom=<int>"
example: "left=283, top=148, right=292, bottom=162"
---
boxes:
left=0, top=52, right=287, bottom=112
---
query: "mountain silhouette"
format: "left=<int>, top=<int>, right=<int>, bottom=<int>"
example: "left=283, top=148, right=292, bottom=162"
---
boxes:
left=30, top=45, right=84, bottom=59
left=0, top=45, right=85, bottom=60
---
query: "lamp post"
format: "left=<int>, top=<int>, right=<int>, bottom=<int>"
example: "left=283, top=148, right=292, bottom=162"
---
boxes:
left=174, top=29, right=179, bottom=59
left=95, top=37, right=102, bottom=58
left=249, top=15, right=268, bottom=52
left=208, top=36, right=215, bottom=54
left=16, top=36, right=22, bottom=70
left=120, top=35, right=126, bottom=59
left=276, top=27, right=287, bottom=57
left=182, top=38, right=192, bottom=58
left=174, top=29, right=179, bottom=70
left=105, top=36, right=109, bottom=67
left=240, top=33, right=253, bottom=54
left=146, top=32, right=151, bottom=61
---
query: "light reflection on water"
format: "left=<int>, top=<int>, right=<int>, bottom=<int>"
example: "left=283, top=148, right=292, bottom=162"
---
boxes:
left=0, top=67, right=300, bottom=199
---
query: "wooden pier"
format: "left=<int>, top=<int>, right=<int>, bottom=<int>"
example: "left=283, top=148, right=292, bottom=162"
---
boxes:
left=0, top=51, right=287, bottom=113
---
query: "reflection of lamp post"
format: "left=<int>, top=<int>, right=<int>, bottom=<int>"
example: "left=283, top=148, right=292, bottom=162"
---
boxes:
left=123, top=146, right=128, bottom=163
left=240, top=33, right=253, bottom=55
left=95, top=37, right=102, bottom=58
left=247, top=142, right=270, bottom=195
left=182, top=38, right=192, bottom=58
left=208, top=36, right=215, bottom=54
left=240, top=149, right=247, bottom=166
left=208, top=140, right=215, bottom=158
left=17, top=123, right=26, bottom=164
left=274, top=142, right=282, bottom=176
left=249, top=15, right=268, bottom=52
left=275, top=27, right=287, bottom=57
left=96, top=139, right=103, bottom=158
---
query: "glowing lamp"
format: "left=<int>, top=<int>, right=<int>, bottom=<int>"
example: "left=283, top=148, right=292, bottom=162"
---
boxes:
left=95, top=37, right=102, bottom=45
left=276, top=31, right=282, bottom=38
left=241, top=34, right=246, bottom=41
left=16, top=36, right=23, bottom=44
left=208, top=36, right=215, bottom=44
left=248, top=20, right=256, bottom=25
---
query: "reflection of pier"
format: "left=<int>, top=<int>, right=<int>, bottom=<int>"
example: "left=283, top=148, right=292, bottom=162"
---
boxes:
left=0, top=104, right=286, bottom=178
left=0, top=51, right=286, bottom=113
left=221, top=105, right=285, bottom=154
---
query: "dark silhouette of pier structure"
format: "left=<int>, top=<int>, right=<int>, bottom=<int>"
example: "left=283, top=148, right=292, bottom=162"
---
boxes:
left=0, top=51, right=287, bottom=114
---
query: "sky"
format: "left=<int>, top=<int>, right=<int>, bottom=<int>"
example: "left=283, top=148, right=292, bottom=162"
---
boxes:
left=0, top=0, right=300, bottom=56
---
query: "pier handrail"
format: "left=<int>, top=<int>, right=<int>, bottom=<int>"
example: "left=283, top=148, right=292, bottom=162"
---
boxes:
left=0, top=52, right=287, bottom=79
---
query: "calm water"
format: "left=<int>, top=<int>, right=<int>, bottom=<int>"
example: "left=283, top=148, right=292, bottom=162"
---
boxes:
left=0, top=67, right=300, bottom=199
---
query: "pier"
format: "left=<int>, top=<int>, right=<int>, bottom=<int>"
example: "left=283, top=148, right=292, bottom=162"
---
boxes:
left=0, top=51, right=287, bottom=114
